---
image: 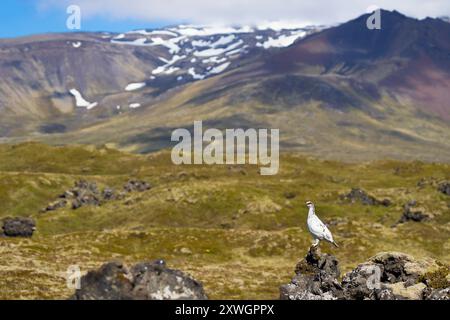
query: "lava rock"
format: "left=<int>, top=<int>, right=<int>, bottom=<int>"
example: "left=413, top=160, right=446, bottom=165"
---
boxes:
left=281, top=250, right=447, bottom=300
left=123, top=180, right=151, bottom=193
left=2, top=217, right=36, bottom=237
left=341, top=188, right=390, bottom=206
left=74, top=180, right=99, bottom=193
left=397, top=201, right=429, bottom=224
left=425, top=288, right=450, bottom=300
left=71, top=193, right=101, bottom=209
left=102, top=188, right=115, bottom=200
left=41, top=199, right=67, bottom=212
left=438, top=182, right=450, bottom=196
left=280, top=246, right=343, bottom=300
left=72, top=260, right=207, bottom=300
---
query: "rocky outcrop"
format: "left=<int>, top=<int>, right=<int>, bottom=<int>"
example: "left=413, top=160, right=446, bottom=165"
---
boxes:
left=397, top=201, right=430, bottom=224
left=71, top=260, right=207, bottom=300
left=1, top=217, right=36, bottom=237
left=425, top=288, right=450, bottom=300
left=340, top=188, right=391, bottom=206
left=280, top=246, right=343, bottom=300
left=281, top=249, right=449, bottom=300
left=41, top=179, right=152, bottom=212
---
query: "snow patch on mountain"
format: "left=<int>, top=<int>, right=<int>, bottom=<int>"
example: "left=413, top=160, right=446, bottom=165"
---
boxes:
left=125, top=82, right=146, bottom=91
left=69, top=89, right=98, bottom=110
left=112, top=23, right=319, bottom=91
left=257, top=31, right=306, bottom=49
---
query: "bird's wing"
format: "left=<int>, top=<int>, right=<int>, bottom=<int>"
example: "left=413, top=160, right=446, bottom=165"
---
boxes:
left=309, top=216, right=334, bottom=241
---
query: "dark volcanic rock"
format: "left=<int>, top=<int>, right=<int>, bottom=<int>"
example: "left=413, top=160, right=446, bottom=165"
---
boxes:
left=425, top=288, right=450, bottom=300
left=397, top=201, right=429, bottom=224
left=72, top=260, right=207, bottom=300
left=102, top=188, right=115, bottom=200
left=42, top=179, right=152, bottom=213
left=41, top=199, right=67, bottom=212
left=438, top=182, right=450, bottom=195
left=2, top=217, right=36, bottom=237
left=123, top=180, right=151, bottom=192
left=341, top=252, right=426, bottom=300
left=281, top=250, right=448, bottom=300
left=341, top=188, right=390, bottom=206
left=280, top=246, right=343, bottom=300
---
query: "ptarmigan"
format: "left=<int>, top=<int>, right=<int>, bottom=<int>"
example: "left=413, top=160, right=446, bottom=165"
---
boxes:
left=306, top=201, right=338, bottom=248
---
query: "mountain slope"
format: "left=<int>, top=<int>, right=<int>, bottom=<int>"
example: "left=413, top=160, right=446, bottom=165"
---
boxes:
left=0, top=25, right=317, bottom=136
left=0, top=11, right=449, bottom=162
left=264, top=10, right=450, bottom=120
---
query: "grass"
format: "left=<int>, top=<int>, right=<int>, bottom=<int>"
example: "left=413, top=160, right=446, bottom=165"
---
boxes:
left=0, top=142, right=448, bottom=299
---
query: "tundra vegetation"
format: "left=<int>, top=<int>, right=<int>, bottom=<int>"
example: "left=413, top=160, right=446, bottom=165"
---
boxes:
left=0, top=142, right=448, bottom=299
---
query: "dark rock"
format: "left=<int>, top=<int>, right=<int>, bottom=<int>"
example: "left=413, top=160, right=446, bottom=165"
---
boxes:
left=2, top=217, right=36, bottom=237
left=341, top=263, right=380, bottom=299
left=341, top=188, right=390, bottom=206
left=44, top=179, right=152, bottom=213
left=438, top=182, right=450, bottom=196
left=102, top=188, right=115, bottom=200
left=44, top=180, right=103, bottom=212
left=41, top=199, right=67, bottom=212
left=72, top=261, right=133, bottom=300
left=283, top=192, right=297, bottom=199
left=72, top=260, right=207, bottom=300
left=375, top=287, right=397, bottom=300
left=397, top=201, right=429, bottom=224
left=425, top=288, right=450, bottom=300
left=124, top=180, right=151, bottom=193
left=74, top=180, right=98, bottom=193
left=71, top=193, right=100, bottom=209
left=280, top=246, right=343, bottom=300
left=282, top=250, right=444, bottom=300
left=342, top=252, right=430, bottom=300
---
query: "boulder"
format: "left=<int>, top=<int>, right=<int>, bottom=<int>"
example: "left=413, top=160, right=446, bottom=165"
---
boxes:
left=2, top=217, right=36, bottom=237
left=102, top=188, right=115, bottom=200
left=280, top=246, right=343, bottom=300
left=397, top=201, right=430, bottom=224
left=43, top=179, right=152, bottom=213
left=41, top=199, right=67, bottom=212
left=425, top=288, right=450, bottom=300
left=281, top=250, right=448, bottom=300
left=123, top=180, right=151, bottom=193
left=340, top=188, right=390, bottom=206
left=385, top=282, right=427, bottom=300
left=72, top=260, right=207, bottom=300
left=438, top=182, right=450, bottom=196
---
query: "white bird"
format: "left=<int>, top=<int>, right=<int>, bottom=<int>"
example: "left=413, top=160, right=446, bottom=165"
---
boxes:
left=306, top=201, right=339, bottom=248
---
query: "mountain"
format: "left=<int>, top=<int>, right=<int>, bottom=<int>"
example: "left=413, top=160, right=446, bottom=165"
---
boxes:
left=0, top=24, right=319, bottom=136
left=0, top=10, right=449, bottom=161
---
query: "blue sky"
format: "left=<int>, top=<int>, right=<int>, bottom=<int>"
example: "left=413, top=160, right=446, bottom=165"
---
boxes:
left=1, top=0, right=449, bottom=38
left=0, top=0, right=168, bottom=38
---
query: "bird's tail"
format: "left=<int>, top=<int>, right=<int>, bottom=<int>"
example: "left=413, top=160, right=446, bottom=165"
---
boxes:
left=332, top=241, right=339, bottom=248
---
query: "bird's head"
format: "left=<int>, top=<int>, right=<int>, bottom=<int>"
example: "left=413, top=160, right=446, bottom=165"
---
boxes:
left=305, top=201, right=314, bottom=209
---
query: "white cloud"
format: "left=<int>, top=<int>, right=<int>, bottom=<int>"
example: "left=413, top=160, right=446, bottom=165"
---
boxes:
left=39, top=0, right=450, bottom=26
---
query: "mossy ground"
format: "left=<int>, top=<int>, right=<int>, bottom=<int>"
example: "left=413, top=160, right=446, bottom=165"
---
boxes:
left=0, top=143, right=448, bottom=299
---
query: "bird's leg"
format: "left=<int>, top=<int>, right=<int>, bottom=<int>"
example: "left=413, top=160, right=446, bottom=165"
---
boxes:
left=312, top=239, right=320, bottom=247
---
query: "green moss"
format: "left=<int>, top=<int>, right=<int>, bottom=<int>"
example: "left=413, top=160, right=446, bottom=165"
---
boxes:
left=420, top=267, right=450, bottom=289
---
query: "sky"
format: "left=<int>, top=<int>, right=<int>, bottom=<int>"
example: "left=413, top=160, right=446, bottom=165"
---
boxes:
left=1, top=0, right=450, bottom=38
